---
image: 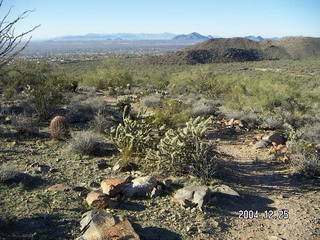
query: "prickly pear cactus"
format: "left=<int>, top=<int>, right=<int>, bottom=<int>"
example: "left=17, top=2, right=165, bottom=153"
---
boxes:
left=49, top=116, right=70, bottom=140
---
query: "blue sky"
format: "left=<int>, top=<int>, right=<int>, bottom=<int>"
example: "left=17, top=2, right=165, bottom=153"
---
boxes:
left=2, top=0, right=320, bottom=40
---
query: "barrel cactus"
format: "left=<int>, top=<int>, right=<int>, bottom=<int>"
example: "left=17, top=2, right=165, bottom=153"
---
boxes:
left=49, top=116, right=70, bottom=140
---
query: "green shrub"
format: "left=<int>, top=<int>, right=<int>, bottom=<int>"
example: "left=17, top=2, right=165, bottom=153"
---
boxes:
left=151, top=98, right=190, bottom=128
left=82, top=59, right=133, bottom=90
left=146, top=117, right=217, bottom=182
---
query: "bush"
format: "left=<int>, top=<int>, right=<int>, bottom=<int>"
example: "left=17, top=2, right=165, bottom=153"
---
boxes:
left=11, top=114, right=39, bottom=137
left=140, top=94, right=163, bottom=108
left=91, top=111, right=117, bottom=134
left=189, top=98, right=219, bottom=117
left=151, top=98, right=190, bottom=128
left=82, top=59, right=133, bottom=90
left=290, top=145, right=320, bottom=178
left=146, top=117, right=217, bottom=182
left=66, top=102, right=95, bottom=124
left=21, top=63, right=70, bottom=119
left=65, top=131, right=101, bottom=156
left=301, top=123, right=320, bottom=144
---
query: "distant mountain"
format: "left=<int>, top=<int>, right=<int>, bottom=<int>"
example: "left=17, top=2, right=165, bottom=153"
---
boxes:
left=244, top=36, right=264, bottom=41
left=172, top=32, right=211, bottom=41
left=153, top=37, right=320, bottom=64
left=51, top=32, right=177, bottom=41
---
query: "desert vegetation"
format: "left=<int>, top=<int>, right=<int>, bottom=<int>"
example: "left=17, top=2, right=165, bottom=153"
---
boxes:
left=1, top=52, right=320, bottom=239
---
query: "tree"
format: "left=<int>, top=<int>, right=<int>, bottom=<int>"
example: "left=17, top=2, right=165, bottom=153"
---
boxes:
left=0, top=0, right=40, bottom=69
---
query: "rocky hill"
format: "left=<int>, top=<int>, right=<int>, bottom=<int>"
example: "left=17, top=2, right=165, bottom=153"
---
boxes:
left=155, top=37, right=320, bottom=64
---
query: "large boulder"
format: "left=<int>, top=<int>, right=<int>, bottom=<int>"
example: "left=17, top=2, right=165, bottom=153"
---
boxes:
left=173, top=185, right=210, bottom=209
left=77, top=209, right=140, bottom=240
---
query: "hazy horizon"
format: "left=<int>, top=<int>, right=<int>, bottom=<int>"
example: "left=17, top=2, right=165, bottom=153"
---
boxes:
left=2, top=0, right=320, bottom=40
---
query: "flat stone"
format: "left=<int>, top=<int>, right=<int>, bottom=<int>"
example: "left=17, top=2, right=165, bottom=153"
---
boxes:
left=173, top=185, right=210, bottom=209
left=211, top=184, right=240, bottom=197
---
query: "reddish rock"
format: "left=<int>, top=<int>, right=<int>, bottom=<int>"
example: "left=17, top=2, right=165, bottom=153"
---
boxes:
left=101, top=177, right=130, bottom=197
left=78, top=210, right=140, bottom=240
left=86, top=190, right=110, bottom=209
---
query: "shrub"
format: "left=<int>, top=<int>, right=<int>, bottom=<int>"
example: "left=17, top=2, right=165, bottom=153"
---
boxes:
left=151, top=98, right=190, bottom=128
left=301, top=123, right=320, bottom=144
left=65, top=131, right=101, bottom=156
left=90, top=111, right=117, bottom=134
left=140, top=94, right=163, bottom=108
left=290, top=145, right=320, bottom=178
left=66, top=102, right=95, bottom=124
left=11, top=114, right=39, bottom=137
left=82, top=59, right=133, bottom=90
left=146, top=117, right=217, bottom=182
left=189, top=98, right=219, bottom=117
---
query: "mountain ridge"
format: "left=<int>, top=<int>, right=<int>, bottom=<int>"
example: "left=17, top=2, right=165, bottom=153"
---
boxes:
left=150, top=37, right=320, bottom=64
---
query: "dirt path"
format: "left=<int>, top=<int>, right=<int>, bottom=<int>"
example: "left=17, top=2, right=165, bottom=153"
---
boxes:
left=217, top=134, right=320, bottom=240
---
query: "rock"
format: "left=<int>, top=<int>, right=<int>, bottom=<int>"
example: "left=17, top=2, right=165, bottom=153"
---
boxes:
left=47, top=184, right=71, bottom=192
left=86, top=190, right=110, bottom=209
left=101, top=177, right=130, bottom=197
left=162, top=178, right=173, bottom=188
left=123, top=176, right=157, bottom=198
left=173, top=185, right=210, bottom=209
left=211, top=184, right=240, bottom=197
left=96, top=160, right=110, bottom=170
left=49, top=168, right=59, bottom=173
left=150, top=185, right=163, bottom=198
left=73, top=186, right=87, bottom=192
left=77, top=209, right=140, bottom=240
left=35, top=164, right=50, bottom=174
left=89, top=181, right=100, bottom=188
left=112, top=159, right=138, bottom=172
left=186, top=225, right=197, bottom=232
left=254, top=140, right=270, bottom=149
left=264, top=132, right=286, bottom=145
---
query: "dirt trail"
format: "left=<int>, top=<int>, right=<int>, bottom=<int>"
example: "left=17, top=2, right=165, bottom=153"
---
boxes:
left=217, top=134, right=320, bottom=240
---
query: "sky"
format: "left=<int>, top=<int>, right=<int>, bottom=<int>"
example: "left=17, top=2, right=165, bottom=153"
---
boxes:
left=1, top=0, right=320, bottom=40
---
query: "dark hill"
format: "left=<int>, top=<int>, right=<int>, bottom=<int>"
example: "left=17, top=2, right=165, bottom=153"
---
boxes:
left=155, top=37, right=320, bottom=64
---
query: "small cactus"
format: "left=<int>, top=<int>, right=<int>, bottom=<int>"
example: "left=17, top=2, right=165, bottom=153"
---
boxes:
left=49, top=116, right=70, bottom=140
